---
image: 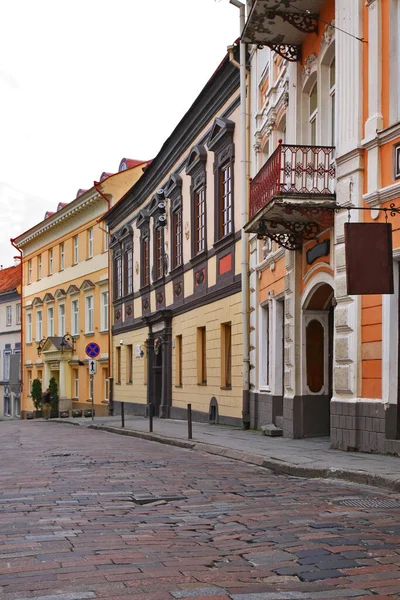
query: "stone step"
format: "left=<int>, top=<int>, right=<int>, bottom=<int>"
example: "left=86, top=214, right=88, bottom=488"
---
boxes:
left=261, top=424, right=283, bottom=437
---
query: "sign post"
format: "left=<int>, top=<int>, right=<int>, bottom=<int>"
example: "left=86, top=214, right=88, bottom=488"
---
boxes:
left=85, top=344, right=100, bottom=421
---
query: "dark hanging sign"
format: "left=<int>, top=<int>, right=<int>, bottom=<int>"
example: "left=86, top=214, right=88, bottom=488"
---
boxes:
left=345, top=222, right=394, bottom=295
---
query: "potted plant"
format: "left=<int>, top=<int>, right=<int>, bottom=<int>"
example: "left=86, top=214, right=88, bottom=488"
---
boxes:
left=48, top=377, right=59, bottom=418
left=31, top=379, right=42, bottom=418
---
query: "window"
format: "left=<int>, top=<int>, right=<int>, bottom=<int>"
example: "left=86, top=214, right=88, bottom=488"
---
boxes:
left=71, top=299, right=79, bottom=336
left=27, top=370, right=32, bottom=396
left=27, top=260, right=32, bottom=284
left=218, top=164, right=233, bottom=238
left=309, top=82, right=318, bottom=145
left=172, top=208, right=182, bottom=268
left=37, top=369, right=42, bottom=387
left=58, top=304, right=65, bottom=336
left=37, top=254, right=42, bottom=280
left=126, top=344, right=133, bottom=383
left=16, top=303, right=21, bottom=325
left=103, top=225, right=109, bottom=252
left=48, top=307, right=54, bottom=336
left=36, top=310, right=42, bottom=341
left=73, top=368, right=79, bottom=398
left=73, top=235, right=79, bottom=264
left=27, top=313, right=32, bottom=343
left=329, top=58, right=336, bottom=147
left=175, top=335, right=182, bottom=386
left=6, top=306, right=12, bottom=326
left=114, top=251, right=122, bottom=299
left=155, top=228, right=164, bottom=280
left=3, top=351, right=10, bottom=382
left=103, top=368, right=109, bottom=401
left=86, top=296, right=94, bottom=333
left=197, top=327, right=207, bottom=384
left=87, top=227, right=94, bottom=259
left=116, top=346, right=121, bottom=384
left=194, top=188, right=205, bottom=254
left=60, top=243, right=65, bottom=271
left=48, top=248, right=53, bottom=275
left=101, top=291, right=108, bottom=331
left=126, top=245, right=133, bottom=295
left=142, top=235, right=149, bottom=287
left=221, top=322, right=232, bottom=388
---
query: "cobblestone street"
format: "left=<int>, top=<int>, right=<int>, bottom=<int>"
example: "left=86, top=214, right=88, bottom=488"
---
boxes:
left=1, top=421, right=400, bottom=599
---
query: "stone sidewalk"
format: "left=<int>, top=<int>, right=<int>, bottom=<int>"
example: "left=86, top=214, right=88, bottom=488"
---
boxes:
left=53, top=414, right=400, bottom=492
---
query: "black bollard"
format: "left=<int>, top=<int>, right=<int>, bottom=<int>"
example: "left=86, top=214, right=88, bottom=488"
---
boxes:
left=187, top=403, right=193, bottom=440
left=121, top=402, right=125, bottom=428
left=149, top=403, right=153, bottom=433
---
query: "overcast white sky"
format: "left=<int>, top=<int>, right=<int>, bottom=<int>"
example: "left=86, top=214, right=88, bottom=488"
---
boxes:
left=0, top=0, right=239, bottom=266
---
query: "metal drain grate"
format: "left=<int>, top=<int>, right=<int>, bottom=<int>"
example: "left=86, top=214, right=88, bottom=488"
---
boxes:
left=338, top=497, right=400, bottom=509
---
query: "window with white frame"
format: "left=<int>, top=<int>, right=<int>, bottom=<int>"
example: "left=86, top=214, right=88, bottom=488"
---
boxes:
left=73, top=235, right=79, bottom=264
left=4, top=350, right=11, bottom=382
left=73, top=368, right=79, bottom=398
left=28, top=260, right=32, bottom=284
left=48, top=248, right=53, bottom=275
left=58, top=304, right=65, bottom=336
left=60, top=243, right=65, bottom=271
left=329, top=58, right=336, bottom=147
left=27, top=313, right=32, bottom=343
left=71, top=299, right=79, bottom=336
left=36, top=310, right=42, bottom=341
left=103, top=368, right=109, bottom=401
left=86, top=295, right=94, bottom=333
left=101, top=290, right=108, bottom=331
left=6, top=305, right=12, bottom=326
left=260, top=303, right=270, bottom=388
left=309, top=82, right=318, bottom=145
left=48, top=307, right=54, bottom=336
left=37, top=254, right=42, bottom=280
left=87, top=227, right=94, bottom=259
left=16, top=303, right=21, bottom=325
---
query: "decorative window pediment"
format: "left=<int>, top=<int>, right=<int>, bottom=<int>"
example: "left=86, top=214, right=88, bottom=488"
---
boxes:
left=136, top=209, right=150, bottom=230
left=110, top=234, right=119, bottom=248
left=165, top=173, right=182, bottom=198
left=119, top=224, right=132, bottom=241
left=207, top=117, right=235, bottom=151
left=54, top=288, right=66, bottom=300
left=43, top=293, right=55, bottom=304
left=80, top=279, right=95, bottom=291
left=32, top=297, right=43, bottom=307
left=185, top=145, right=207, bottom=176
left=67, top=284, right=79, bottom=295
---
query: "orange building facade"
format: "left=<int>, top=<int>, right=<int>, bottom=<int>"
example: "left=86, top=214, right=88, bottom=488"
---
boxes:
left=244, top=0, right=400, bottom=452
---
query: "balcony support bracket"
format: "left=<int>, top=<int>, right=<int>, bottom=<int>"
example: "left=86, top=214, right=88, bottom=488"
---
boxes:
left=259, top=43, right=301, bottom=62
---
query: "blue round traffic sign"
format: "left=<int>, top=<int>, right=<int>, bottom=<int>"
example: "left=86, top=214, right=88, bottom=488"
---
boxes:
left=85, top=342, right=100, bottom=358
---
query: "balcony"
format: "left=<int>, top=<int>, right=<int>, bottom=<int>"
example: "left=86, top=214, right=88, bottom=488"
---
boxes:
left=242, top=0, right=326, bottom=61
left=245, top=143, right=336, bottom=250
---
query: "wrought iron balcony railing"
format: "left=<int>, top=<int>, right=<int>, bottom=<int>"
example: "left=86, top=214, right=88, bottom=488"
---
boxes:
left=249, top=143, right=336, bottom=220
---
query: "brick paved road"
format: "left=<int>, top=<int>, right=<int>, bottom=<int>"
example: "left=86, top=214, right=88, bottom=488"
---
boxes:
left=1, top=422, right=400, bottom=600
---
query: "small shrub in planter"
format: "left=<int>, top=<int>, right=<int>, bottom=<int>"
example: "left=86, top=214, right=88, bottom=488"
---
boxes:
left=84, top=409, right=95, bottom=418
left=72, top=409, right=83, bottom=418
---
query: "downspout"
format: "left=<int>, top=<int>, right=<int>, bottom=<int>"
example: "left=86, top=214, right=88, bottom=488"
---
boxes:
left=93, top=182, right=112, bottom=413
left=229, top=0, right=250, bottom=428
left=10, top=238, right=23, bottom=409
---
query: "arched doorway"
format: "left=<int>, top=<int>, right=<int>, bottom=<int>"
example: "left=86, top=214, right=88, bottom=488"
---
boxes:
left=302, top=282, right=334, bottom=437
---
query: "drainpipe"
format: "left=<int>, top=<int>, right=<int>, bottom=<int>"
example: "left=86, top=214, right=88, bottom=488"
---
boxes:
left=93, top=182, right=112, bottom=413
left=10, top=238, right=23, bottom=408
left=229, top=0, right=250, bottom=428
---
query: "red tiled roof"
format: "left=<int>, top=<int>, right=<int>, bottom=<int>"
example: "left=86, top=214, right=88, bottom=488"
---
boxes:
left=0, top=265, right=20, bottom=294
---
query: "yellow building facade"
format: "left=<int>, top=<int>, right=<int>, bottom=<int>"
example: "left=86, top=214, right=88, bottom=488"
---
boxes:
left=13, top=160, right=147, bottom=417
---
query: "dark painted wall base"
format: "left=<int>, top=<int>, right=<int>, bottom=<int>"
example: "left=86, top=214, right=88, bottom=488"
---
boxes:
left=331, top=400, right=397, bottom=454
left=248, top=391, right=283, bottom=430
left=284, top=395, right=330, bottom=438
